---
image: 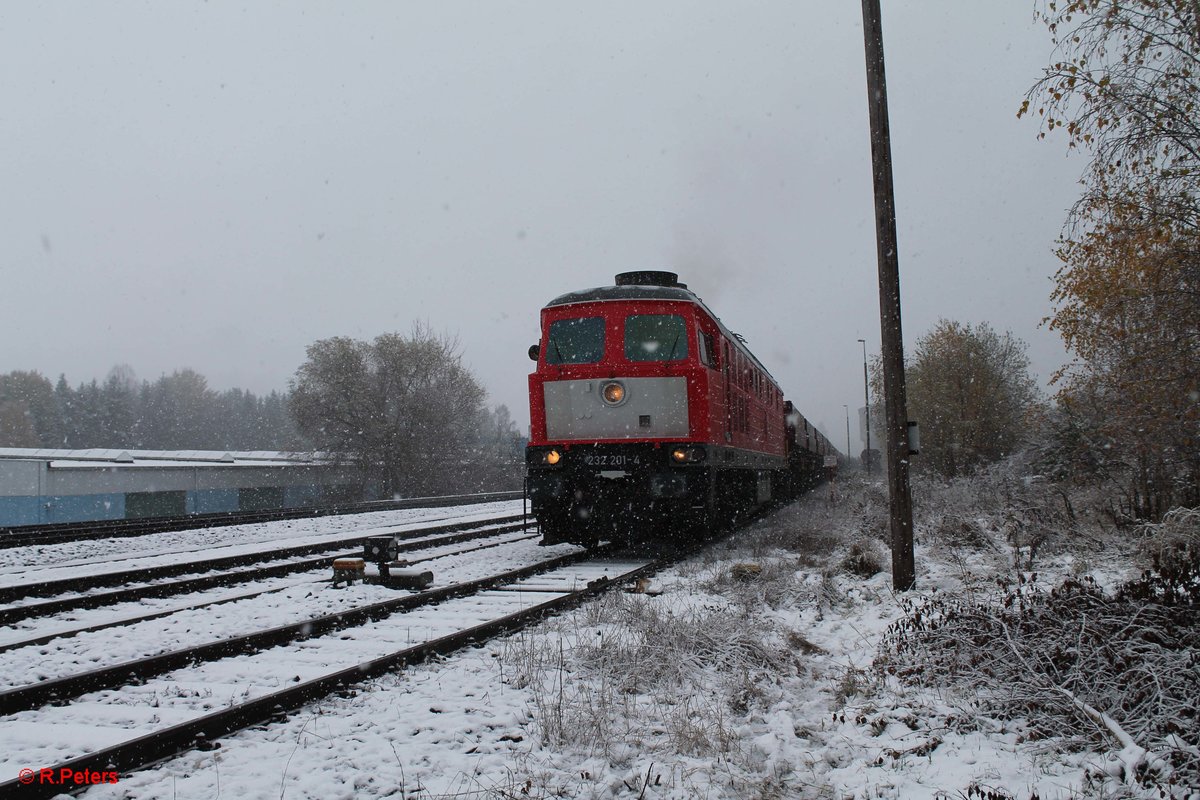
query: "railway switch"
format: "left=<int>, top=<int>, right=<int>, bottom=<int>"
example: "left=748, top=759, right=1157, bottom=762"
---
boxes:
left=363, top=535, right=398, bottom=563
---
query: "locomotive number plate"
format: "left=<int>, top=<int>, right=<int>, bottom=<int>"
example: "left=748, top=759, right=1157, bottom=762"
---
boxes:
left=583, top=454, right=641, bottom=467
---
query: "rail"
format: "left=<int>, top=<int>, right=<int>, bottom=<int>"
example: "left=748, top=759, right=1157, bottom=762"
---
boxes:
left=0, top=550, right=661, bottom=799
left=0, top=490, right=524, bottom=548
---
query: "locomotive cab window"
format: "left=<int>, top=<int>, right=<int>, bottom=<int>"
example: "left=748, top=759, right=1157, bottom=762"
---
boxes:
left=624, top=314, right=688, bottom=362
left=545, top=316, right=605, bottom=364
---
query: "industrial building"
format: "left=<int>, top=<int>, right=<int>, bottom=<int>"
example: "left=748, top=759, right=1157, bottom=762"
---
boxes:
left=0, top=448, right=370, bottom=528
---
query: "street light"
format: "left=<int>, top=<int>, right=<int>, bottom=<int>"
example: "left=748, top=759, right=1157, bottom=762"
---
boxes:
left=843, top=404, right=850, bottom=462
left=857, top=338, right=871, bottom=475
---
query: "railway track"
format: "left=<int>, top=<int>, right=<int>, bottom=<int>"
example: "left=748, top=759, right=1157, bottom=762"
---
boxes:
left=0, top=512, right=527, bottom=619
left=0, top=527, right=539, bottom=656
left=0, top=546, right=660, bottom=798
left=0, top=539, right=587, bottom=713
left=0, top=490, right=524, bottom=549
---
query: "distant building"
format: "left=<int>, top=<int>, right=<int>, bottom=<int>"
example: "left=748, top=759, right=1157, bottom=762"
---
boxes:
left=0, top=448, right=369, bottom=527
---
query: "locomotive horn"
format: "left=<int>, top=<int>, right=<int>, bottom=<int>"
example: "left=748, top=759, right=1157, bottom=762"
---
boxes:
left=614, top=271, right=681, bottom=288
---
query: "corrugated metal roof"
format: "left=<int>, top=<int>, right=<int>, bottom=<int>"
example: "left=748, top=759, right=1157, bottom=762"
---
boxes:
left=0, top=448, right=326, bottom=467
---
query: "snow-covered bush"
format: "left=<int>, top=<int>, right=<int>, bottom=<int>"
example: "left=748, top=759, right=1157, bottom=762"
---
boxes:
left=1125, top=507, right=1200, bottom=606
left=875, top=570, right=1200, bottom=798
left=910, top=451, right=1088, bottom=569
left=850, top=478, right=890, bottom=543
left=840, top=538, right=886, bottom=577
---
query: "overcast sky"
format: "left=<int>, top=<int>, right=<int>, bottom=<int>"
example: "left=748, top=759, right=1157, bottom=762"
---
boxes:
left=1, top=2, right=1083, bottom=445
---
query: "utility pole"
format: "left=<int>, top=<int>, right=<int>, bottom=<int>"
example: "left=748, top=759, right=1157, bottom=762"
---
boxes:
left=861, top=0, right=915, bottom=591
left=858, top=338, right=871, bottom=474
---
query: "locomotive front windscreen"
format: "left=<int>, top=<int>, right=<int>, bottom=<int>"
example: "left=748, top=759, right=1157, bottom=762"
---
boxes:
left=545, top=316, right=605, bottom=364
left=625, top=314, right=688, bottom=362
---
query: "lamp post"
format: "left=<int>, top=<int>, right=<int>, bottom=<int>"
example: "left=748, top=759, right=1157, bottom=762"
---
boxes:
left=857, top=338, right=871, bottom=475
left=843, top=404, right=850, bottom=462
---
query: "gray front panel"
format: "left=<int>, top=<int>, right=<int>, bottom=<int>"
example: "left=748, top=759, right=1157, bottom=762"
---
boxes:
left=544, top=377, right=689, bottom=439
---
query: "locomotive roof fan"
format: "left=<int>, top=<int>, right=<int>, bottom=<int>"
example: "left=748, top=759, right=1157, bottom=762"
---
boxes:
left=615, top=270, right=687, bottom=289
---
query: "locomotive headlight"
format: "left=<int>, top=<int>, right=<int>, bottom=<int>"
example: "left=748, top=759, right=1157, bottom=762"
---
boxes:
left=531, top=448, right=563, bottom=466
left=601, top=381, right=626, bottom=406
left=670, top=446, right=706, bottom=464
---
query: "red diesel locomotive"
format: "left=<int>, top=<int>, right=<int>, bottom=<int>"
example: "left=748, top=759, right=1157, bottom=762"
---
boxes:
left=525, top=271, right=837, bottom=546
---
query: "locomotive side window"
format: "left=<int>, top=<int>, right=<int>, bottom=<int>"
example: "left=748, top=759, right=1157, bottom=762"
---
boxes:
left=545, top=316, right=605, bottom=364
left=698, top=331, right=717, bottom=368
left=624, top=314, right=688, bottom=362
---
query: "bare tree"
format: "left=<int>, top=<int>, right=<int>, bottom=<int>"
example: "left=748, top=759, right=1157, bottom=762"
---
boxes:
left=1021, top=0, right=1200, bottom=233
left=290, top=324, right=486, bottom=497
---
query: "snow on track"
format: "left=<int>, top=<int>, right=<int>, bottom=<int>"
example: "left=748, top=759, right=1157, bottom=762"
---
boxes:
left=0, top=500, right=526, bottom=577
left=0, top=557, right=649, bottom=778
left=0, top=534, right=560, bottom=689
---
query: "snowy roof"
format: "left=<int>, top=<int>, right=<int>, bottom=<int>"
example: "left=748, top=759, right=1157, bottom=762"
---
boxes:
left=545, top=283, right=697, bottom=307
left=0, top=448, right=326, bottom=469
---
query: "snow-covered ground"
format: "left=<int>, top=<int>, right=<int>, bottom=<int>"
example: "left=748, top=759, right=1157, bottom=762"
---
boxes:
left=8, top=480, right=1196, bottom=799
left=0, top=500, right=526, bottom=578
left=0, top=502, right=526, bottom=616
left=0, top=532, right=546, bottom=689
left=1, top=557, right=652, bottom=780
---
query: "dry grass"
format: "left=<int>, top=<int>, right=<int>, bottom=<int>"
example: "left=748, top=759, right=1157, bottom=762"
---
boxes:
left=840, top=537, right=886, bottom=577
left=496, top=585, right=814, bottom=798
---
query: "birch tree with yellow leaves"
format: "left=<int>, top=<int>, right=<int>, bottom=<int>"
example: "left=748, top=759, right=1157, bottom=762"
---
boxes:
left=1024, top=0, right=1200, bottom=518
